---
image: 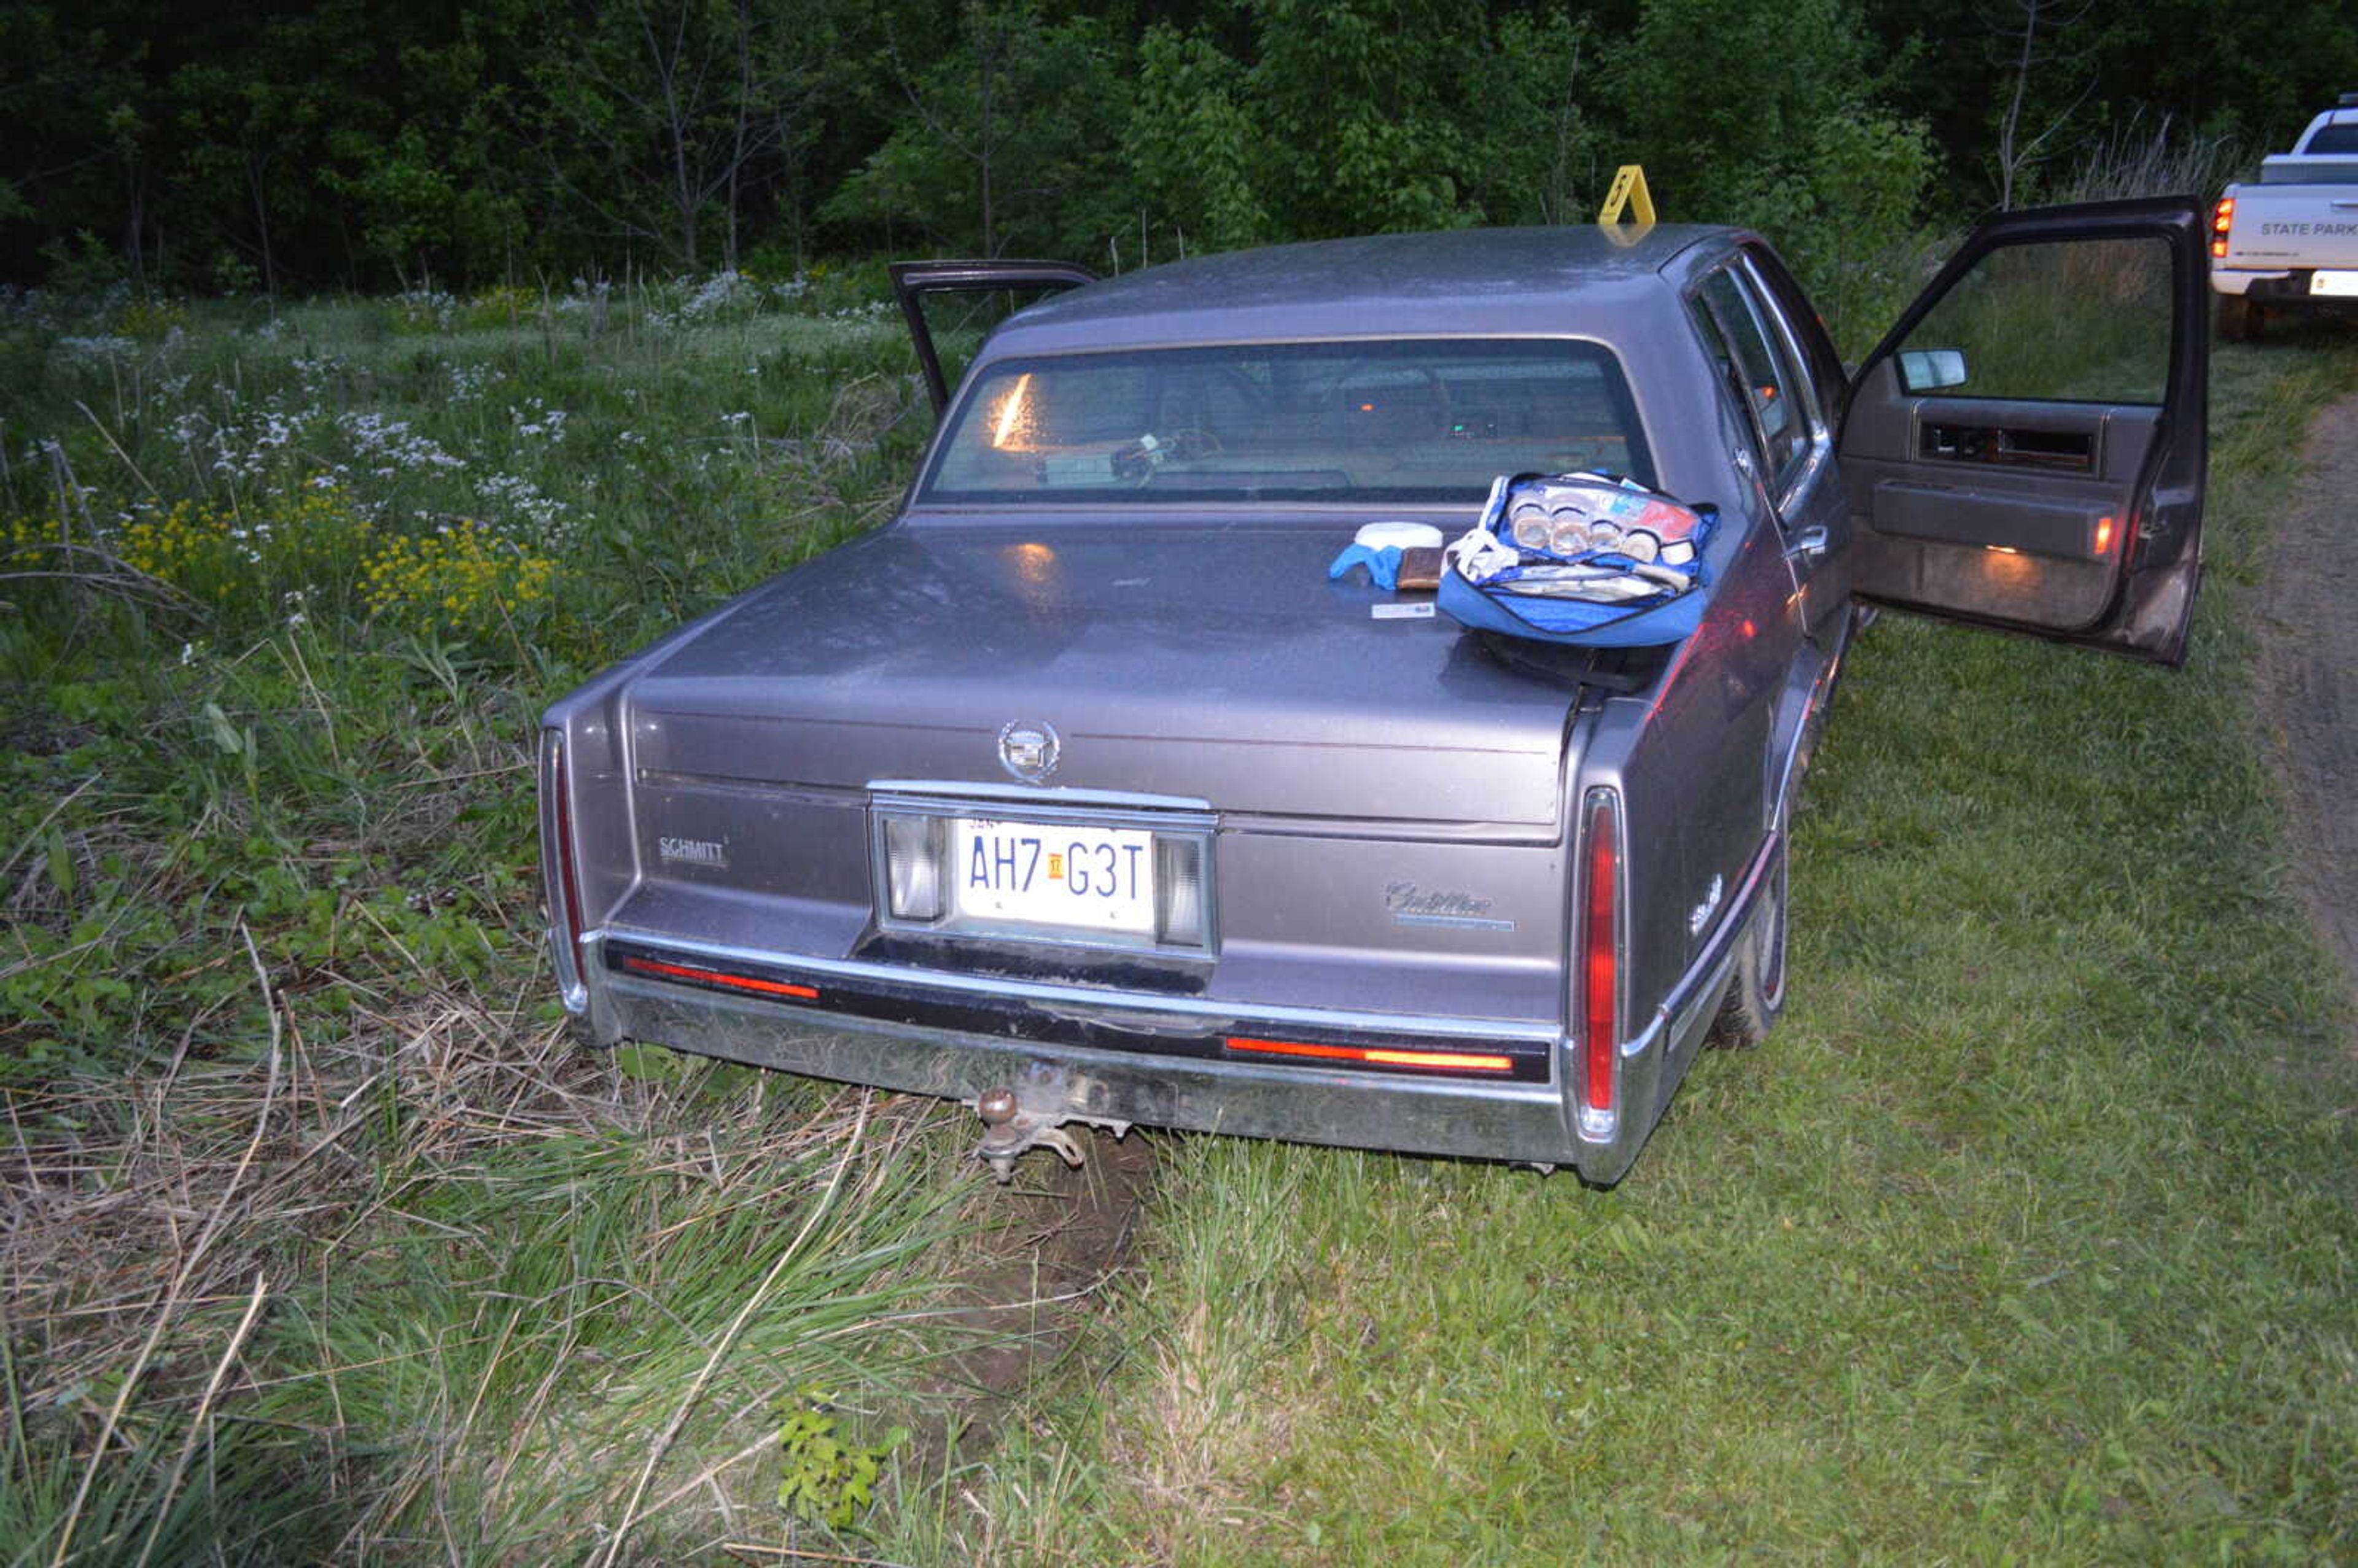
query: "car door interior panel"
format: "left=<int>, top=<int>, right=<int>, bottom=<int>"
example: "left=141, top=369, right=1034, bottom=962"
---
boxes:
left=1842, top=366, right=2164, bottom=627
left=1837, top=197, right=2207, bottom=662
left=1870, top=483, right=2111, bottom=560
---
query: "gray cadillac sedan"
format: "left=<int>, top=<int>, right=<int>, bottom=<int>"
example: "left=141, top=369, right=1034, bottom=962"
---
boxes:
left=541, top=202, right=2209, bottom=1183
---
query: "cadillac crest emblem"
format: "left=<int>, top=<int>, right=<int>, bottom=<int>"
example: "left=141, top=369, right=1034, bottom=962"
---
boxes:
left=998, top=720, right=1060, bottom=783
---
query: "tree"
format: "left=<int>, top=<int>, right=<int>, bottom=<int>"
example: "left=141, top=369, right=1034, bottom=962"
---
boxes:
left=823, top=0, right=1130, bottom=258
left=1127, top=22, right=1269, bottom=253
left=537, top=0, right=825, bottom=270
left=1463, top=8, right=1600, bottom=227
left=1240, top=0, right=1485, bottom=236
left=1988, top=0, right=2096, bottom=208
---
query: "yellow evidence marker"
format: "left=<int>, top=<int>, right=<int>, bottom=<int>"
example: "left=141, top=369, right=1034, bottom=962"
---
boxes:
left=1598, top=165, right=1657, bottom=234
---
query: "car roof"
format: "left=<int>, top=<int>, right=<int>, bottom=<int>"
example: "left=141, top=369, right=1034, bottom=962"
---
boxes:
left=986, top=225, right=1742, bottom=356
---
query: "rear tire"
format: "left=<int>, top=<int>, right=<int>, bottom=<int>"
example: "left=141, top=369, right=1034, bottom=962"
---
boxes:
left=2217, top=295, right=2261, bottom=343
left=1710, top=839, right=1788, bottom=1049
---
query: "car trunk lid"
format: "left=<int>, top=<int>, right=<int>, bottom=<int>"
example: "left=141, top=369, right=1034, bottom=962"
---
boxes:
left=623, top=522, right=1580, bottom=833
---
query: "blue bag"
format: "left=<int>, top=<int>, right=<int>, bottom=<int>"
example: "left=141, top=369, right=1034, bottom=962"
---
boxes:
left=1438, top=473, right=1718, bottom=649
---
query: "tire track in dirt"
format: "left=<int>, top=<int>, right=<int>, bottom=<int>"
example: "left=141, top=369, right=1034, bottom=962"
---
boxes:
left=909, top=1126, right=1152, bottom=1474
left=2252, top=388, right=2358, bottom=1033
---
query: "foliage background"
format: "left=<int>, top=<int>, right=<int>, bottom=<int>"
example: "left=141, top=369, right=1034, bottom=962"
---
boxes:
left=5, top=1, right=2358, bottom=1560
left=6, top=0, right=2356, bottom=297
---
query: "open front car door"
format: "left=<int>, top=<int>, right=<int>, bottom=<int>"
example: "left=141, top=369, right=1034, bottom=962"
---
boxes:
left=889, top=259, right=1099, bottom=419
left=1837, top=197, right=2208, bottom=664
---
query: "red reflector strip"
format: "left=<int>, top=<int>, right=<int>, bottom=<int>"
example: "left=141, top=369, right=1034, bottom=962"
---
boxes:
left=1224, top=1036, right=1514, bottom=1073
left=620, top=955, right=817, bottom=1001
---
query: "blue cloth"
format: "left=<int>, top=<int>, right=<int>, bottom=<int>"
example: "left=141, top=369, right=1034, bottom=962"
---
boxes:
left=1436, top=502, right=1720, bottom=648
left=1327, top=543, right=1403, bottom=591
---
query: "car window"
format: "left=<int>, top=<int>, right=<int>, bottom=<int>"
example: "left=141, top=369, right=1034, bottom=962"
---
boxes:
left=1894, top=236, right=2171, bottom=405
left=1686, top=297, right=1769, bottom=478
left=1737, top=254, right=1826, bottom=448
left=1699, top=268, right=1808, bottom=482
left=922, top=338, right=1655, bottom=505
left=2306, top=122, right=2358, bottom=154
left=1741, top=245, right=1846, bottom=400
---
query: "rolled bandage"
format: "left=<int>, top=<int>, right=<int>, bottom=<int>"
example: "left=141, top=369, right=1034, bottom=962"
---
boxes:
left=1354, top=521, right=1446, bottom=552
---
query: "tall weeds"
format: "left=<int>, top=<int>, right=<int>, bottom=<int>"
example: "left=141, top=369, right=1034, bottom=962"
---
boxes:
left=2054, top=115, right=2253, bottom=204
left=0, top=277, right=973, bottom=1562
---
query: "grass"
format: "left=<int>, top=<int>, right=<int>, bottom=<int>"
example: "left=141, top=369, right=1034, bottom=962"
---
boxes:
left=5, top=262, right=2356, bottom=1562
left=888, top=329, right=2358, bottom=1561
left=0, top=273, right=997, bottom=1562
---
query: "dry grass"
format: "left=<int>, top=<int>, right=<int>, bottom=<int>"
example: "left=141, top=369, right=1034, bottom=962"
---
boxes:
left=2, top=947, right=968, bottom=1563
left=0, top=284, right=973, bottom=1562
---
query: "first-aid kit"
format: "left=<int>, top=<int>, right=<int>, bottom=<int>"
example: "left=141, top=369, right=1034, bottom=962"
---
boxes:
left=1438, top=472, right=1718, bottom=648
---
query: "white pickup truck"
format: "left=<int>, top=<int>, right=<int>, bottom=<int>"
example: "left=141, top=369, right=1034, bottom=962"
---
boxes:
left=2211, top=95, right=2358, bottom=340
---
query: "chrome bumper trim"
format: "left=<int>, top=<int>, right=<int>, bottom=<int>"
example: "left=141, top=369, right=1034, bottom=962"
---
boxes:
left=583, top=925, right=1561, bottom=1044
left=548, top=927, right=590, bottom=1015
left=867, top=778, right=1214, bottom=812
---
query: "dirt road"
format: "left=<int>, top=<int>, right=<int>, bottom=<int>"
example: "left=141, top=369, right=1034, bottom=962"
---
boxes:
left=2254, top=390, right=2358, bottom=1012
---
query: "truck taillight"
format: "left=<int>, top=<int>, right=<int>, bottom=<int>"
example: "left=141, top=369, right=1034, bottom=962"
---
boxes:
left=2211, top=195, right=2234, bottom=260
left=1578, top=789, right=1623, bottom=1136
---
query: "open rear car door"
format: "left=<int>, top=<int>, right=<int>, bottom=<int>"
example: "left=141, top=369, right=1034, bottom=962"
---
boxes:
left=889, top=259, right=1099, bottom=419
left=1837, top=196, right=2208, bottom=664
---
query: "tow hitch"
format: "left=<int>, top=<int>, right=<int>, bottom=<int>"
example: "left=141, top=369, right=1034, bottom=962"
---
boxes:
left=973, top=1081, right=1131, bottom=1184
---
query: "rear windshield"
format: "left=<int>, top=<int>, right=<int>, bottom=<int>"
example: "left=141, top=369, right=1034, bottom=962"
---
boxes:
left=920, top=338, right=1654, bottom=506
left=2305, top=123, right=2358, bottom=154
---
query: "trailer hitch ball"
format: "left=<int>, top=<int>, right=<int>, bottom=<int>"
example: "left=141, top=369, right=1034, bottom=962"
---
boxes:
left=972, top=1083, right=1088, bottom=1185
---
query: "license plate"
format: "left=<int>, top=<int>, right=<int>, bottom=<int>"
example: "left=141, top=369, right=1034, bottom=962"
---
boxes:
left=953, top=817, right=1156, bottom=936
left=2312, top=271, right=2358, bottom=297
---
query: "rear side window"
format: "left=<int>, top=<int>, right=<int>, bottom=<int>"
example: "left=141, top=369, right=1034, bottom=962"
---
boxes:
left=1687, top=298, right=1767, bottom=476
left=1698, top=268, right=1808, bottom=481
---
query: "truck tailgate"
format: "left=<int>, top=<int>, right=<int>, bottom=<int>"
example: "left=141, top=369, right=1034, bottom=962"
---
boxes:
left=2224, top=186, right=2358, bottom=270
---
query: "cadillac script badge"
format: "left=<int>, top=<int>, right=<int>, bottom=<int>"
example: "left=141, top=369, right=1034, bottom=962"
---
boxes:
left=998, top=720, right=1061, bottom=783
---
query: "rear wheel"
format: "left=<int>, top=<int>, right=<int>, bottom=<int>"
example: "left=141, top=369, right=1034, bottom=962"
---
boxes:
left=2217, top=294, right=2261, bottom=343
left=1710, top=839, right=1788, bottom=1049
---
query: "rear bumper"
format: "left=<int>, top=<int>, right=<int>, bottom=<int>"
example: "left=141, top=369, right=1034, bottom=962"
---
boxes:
left=583, top=926, right=1595, bottom=1167
left=561, top=813, right=1777, bottom=1181
left=566, top=884, right=1747, bottom=1182
left=2211, top=267, right=2358, bottom=302
left=607, top=975, right=1590, bottom=1168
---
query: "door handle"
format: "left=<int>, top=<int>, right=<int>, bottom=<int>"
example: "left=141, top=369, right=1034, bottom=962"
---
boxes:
left=1785, top=525, right=1829, bottom=562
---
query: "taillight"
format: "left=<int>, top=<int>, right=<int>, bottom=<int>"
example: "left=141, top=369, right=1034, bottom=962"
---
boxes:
left=1578, top=789, right=1623, bottom=1136
left=545, top=729, right=589, bottom=1004
left=2211, top=195, right=2234, bottom=260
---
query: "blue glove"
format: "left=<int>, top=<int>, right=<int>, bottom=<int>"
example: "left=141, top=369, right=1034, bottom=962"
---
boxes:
left=1328, top=543, right=1403, bottom=591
